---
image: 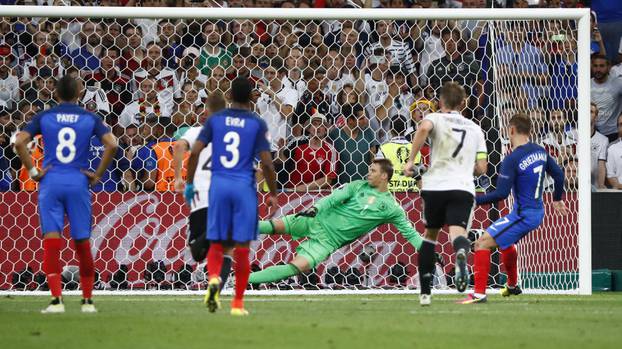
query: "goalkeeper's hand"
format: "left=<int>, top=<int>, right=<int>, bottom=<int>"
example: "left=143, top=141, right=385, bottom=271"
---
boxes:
left=184, top=183, right=195, bottom=207
left=295, top=206, right=317, bottom=218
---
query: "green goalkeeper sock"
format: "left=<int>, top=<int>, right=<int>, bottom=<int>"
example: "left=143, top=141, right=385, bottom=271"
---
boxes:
left=248, top=264, right=299, bottom=284
left=259, top=220, right=275, bottom=234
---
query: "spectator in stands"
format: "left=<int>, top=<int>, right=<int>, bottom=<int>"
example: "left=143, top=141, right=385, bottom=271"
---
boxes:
left=591, top=0, right=622, bottom=63
left=134, top=42, right=179, bottom=111
left=85, top=46, right=133, bottom=116
left=591, top=103, right=609, bottom=190
left=63, top=20, right=104, bottom=72
left=230, top=19, right=257, bottom=52
left=119, top=77, right=172, bottom=127
left=330, top=104, right=378, bottom=185
left=409, top=98, right=436, bottom=125
left=198, top=21, right=232, bottom=77
left=542, top=108, right=577, bottom=163
left=24, top=73, right=57, bottom=110
left=0, top=45, right=18, bottom=109
left=284, top=112, right=338, bottom=192
left=150, top=117, right=180, bottom=192
left=427, top=27, right=480, bottom=114
left=548, top=31, right=578, bottom=111
left=563, top=156, right=578, bottom=192
left=497, top=21, right=548, bottom=109
left=127, top=115, right=167, bottom=192
left=256, top=64, right=298, bottom=152
left=590, top=11, right=607, bottom=56
left=365, top=20, right=416, bottom=86
left=293, top=68, right=331, bottom=137
left=158, top=19, right=183, bottom=69
left=417, top=19, right=450, bottom=86
left=360, top=51, right=390, bottom=140
left=21, top=53, right=60, bottom=83
left=378, top=69, right=415, bottom=134
left=120, top=24, right=145, bottom=78
left=176, top=47, right=208, bottom=88
left=591, top=54, right=622, bottom=142
left=376, top=115, right=420, bottom=192
left=606, top=113, right=622, bottom=190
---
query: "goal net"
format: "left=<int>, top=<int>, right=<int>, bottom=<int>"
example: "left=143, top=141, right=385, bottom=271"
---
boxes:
left=0, top=6, right=591, bottom=294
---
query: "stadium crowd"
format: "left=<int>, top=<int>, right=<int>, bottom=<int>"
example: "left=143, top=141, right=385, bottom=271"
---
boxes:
left=0, top=0, right=620, bottom=194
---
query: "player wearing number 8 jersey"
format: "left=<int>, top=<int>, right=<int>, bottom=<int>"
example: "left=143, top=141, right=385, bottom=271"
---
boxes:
left=459, top=113, right=567, bottom=304
left=404, top=82, right=488, bottom=305
left=14, top=76, right=118, bottom=313
left=185, top=77, right=278, bottom=316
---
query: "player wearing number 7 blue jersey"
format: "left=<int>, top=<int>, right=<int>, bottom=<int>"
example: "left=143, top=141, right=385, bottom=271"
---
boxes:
left=459, top=113, right=568, bottom=304
left=14, top=76, right=118, bottom=313
left=185, top=77, right=278, bottom=316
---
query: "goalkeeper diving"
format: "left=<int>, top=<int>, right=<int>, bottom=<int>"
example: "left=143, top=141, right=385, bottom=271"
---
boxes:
left=249, top=159, right=424, bottom=285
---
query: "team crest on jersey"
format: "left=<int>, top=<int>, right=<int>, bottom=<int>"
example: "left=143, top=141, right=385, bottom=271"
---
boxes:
left=367, top=196, right=376, bottom=205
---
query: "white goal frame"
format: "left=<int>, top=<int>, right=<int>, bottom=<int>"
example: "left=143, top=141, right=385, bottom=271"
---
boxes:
left=0, top=6, right=592, bottom=296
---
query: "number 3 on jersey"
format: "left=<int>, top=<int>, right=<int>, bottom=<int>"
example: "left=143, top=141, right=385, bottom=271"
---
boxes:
left=56, top=127, right=77, bottom=164
left=220, top=131, right=240, bottom=168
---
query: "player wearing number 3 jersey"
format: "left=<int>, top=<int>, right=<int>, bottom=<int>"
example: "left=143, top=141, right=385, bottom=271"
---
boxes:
left=185, top=77, right=278, bottom=316
left=404, top=82, right=488, bottom=306
left=459, top=113, right=567, bottom=304
left=14, top=76, right=118, bottom=313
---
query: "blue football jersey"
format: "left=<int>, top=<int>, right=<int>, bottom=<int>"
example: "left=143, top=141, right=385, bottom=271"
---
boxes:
left=477, top=142, right=565, bottom=210
left=23, top=103, right=110, bottom=173
left=197, top=108, right=270, bottom=182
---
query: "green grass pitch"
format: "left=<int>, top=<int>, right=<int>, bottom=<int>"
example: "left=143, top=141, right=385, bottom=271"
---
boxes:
left=1, top=293, right=620, bottom=349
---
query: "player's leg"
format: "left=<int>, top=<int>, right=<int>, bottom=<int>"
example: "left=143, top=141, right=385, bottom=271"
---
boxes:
left=229, top=183, right=261, bottom=315
left=188, top=208, right=232, bottom=289
left=248, top=239, right=331, bottom=284
left=204, top=181, right=233, bottom=312
left=65, top=183, right=97, bottom=313
left=445, top=191, right=475, bottom=293
left=38, top=185, right=65, bottom=313
left=418, top=191, right=445, bottom=306
left=458, top=231, right=496, bottom=304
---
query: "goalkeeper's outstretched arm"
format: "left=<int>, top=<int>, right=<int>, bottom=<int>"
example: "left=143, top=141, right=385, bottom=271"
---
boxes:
left=390, top=208, right=423, bottom=250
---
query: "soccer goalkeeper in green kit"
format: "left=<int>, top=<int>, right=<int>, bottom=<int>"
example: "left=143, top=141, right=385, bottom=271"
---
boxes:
left=249, top=159, right=424, bottom=285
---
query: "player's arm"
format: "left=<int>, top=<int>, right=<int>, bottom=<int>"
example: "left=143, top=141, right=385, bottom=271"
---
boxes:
left=314, top=181, right=359, bottom=213
left=597, top=159, right=607, bottom=189
left=404, top=119, right=433, bottom=177
left=14, top=114, right=47, bottom=181
left=173, top=139, right=190, bottom=193
left=474, top=129, right=488, bottom=175
left=545, top=154, right=569, bottom=214
left=475, top=157, right=515, bottom=205
left=390, top=208, right=423, bottom=251
left=87, top=133, right=118, bottom=186
left=255, top=117, right=279, bottom=216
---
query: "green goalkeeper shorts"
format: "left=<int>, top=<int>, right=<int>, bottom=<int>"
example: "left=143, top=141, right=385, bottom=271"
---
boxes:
left=282, top=214, right=335, bottom=269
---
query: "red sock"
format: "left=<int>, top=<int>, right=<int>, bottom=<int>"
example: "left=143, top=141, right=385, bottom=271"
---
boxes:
left=42, top=238, right=63, bottom=298
left=474, top=249, right=491, bottom=295
left=232, top=247, right=250, bottom=309
left=75, top=240, right=95, bottom=299
left=207, top=243, right=224, bottom=280
left=501, top=245, right=518, bottom=287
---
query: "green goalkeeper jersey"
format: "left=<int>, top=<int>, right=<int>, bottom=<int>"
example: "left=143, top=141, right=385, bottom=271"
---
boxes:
left=313, top=180, right=422, bottom=250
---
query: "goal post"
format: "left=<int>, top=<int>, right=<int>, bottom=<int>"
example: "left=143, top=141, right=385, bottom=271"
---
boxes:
left=0, top=6, right=591, bottom=295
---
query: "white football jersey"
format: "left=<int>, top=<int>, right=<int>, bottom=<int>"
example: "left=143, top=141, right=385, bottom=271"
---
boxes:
left=422, top=111, right=487, bottom=195
left=181, top=126, right=212, bottom=212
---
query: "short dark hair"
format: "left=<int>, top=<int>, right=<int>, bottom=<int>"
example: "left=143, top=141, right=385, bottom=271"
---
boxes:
left=56, top=75, right=80, bottom=102
left=591, top=53, right=609, bottom=64
left=439, top=82, right=466, bottom=110
left=440, top=27, right=461, bottom=40
left=509, top=112, right=532, bottom=135
left=373, top=158, right=394, bottom=181
left=231, top=77, right=252, bottom=104
left=206, top=90, right=226, bottom=113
